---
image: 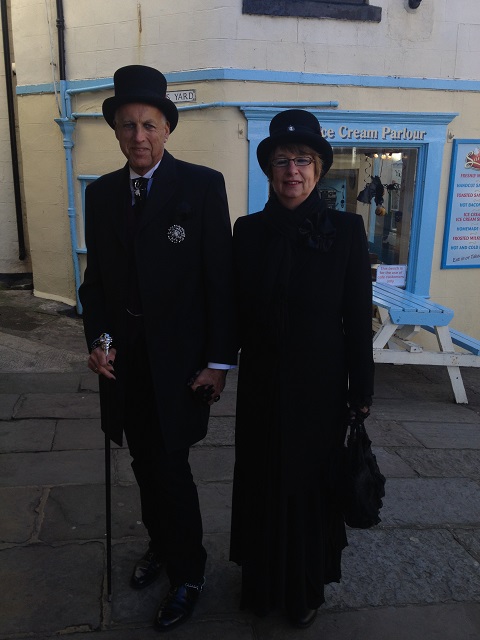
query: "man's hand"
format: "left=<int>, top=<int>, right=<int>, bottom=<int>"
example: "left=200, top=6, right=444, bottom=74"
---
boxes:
left=88, top=347, right=117, bottom=380
left=190, top=368, right=227, bottom=405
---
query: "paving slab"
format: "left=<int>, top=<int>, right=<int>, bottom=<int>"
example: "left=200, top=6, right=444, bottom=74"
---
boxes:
left=80, top=372, right=99, bottom=392
left=371, top=378, right=405, bottom=400
left=0, top=486, right=42, bottom=543
left=202, top=532, right=243, bottom=614
left=40, top=484, right=143, bottom=543
left=209, top=389, right=236, bottom=417
left=0, top=372, right=83, bottom=394
left=376, top=379, right=463, bottom=403
left=453, top=528, right=480, bottom=563
left=373, top=399, right=480, bottom=423
left=368, top=418, right=423, bottom=446
left=402, top=421, right=480, bottom=448
left=53, top=418, right=104, bottom=450
left=14, top=392, right=100, bottom=419
left=0, top=542, right=104, bottom=636
left=327, top=528, right=480, bottom=609
left=373, top=446, right=417, bottom=477
left=395, top=447, right=480, bottom=479
left=39, top=620, right=255, bottom=640
left=0, top=331, right=85, bottom=372
left=198, top=416, right=235, bottom=447
left=190, top=447, right=235, bottom=482
left=198, top=482, right=232, bottom=534
left=0, top=450, right=105, bottom=487
left=115, top=448, right=136, bottom=484
left=379, top=478, right=480, bottom=526
left=0, top=418, right=56, bottom=452
left=0, top=394, right=19, bottom=420
left=254, top=603, right=480, bottom=640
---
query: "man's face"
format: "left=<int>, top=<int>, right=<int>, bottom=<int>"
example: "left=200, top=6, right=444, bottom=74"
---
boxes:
left=114, top=103, right=170, bottom=175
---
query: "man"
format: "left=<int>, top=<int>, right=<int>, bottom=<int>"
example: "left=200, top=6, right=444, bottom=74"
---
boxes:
left=79, top=65, right=237, bottom=632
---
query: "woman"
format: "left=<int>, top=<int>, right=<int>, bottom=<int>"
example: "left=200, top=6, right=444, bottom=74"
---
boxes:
left=230, top=110, right=374, bottom=628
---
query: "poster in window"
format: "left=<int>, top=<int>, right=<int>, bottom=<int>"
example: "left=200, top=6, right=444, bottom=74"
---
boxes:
left=442, top=139, right=480, bottom=269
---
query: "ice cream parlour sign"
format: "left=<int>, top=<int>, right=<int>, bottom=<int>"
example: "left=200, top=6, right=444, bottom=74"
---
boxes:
left=320, top=125, right=427, bottom=141
left=442, top=139, right=480, bottom=269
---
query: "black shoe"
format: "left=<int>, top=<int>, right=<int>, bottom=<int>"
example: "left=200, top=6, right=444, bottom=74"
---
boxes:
left=130, top=549, right=163, bottom=589
left=289, top=608, right=318, bottom=629
left=154, top=579, right=204, bottom=632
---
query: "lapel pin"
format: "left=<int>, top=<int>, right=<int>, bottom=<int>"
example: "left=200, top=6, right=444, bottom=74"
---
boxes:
left=167, top=224, right=186, bottom=243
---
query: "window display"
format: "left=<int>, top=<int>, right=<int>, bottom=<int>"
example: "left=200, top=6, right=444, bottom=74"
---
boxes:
left=321, top=147, right=418, bottom=285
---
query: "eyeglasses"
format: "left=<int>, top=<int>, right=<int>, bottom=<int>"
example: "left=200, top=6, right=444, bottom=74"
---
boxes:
left=271, top=156, right=314, bottom=168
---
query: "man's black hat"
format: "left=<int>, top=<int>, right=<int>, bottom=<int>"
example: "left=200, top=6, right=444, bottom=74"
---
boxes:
left=257, top=109, right=333, bottom=177
left=102, top=65, right=178, bottom=131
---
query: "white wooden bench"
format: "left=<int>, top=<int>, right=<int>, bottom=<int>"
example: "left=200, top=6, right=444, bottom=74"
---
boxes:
left=372, top=281, right=480, bottom=404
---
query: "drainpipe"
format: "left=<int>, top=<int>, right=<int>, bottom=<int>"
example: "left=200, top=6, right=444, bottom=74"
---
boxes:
left=55, top=0, right=66, bottom=80
left=55, top=0, right=83, bottom=311
left=1, top=0, right=26, bottom=260
left=55, top=117, right=83, bottom=312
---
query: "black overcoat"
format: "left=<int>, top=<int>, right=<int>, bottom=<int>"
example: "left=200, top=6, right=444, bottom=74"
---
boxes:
left=229, top=193, right=374, bottom=614
left=79, top=150, right=237, bottom=452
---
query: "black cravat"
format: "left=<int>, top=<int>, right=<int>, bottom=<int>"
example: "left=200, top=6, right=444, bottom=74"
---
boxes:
left=127, top=177, right=149, bottom=315
left=132, top=177, right=149, bottom=208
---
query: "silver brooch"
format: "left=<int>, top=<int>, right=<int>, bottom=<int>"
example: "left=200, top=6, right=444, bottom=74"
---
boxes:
left=288, top=125, right=295, bottom=131
left=167, top=225, right=186, bottom=243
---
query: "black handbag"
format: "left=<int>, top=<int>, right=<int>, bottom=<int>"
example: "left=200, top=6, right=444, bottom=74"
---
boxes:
left=343, top=413, right=386, bottom=529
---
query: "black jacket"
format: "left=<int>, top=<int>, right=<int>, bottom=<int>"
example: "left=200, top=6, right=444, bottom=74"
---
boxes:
left=79, top=150, right=237, bottom=450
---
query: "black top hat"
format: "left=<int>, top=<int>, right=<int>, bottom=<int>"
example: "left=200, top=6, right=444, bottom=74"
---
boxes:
left=257, top=109, right=333, bottom=177
left=102, top=65, right=178, bottom=131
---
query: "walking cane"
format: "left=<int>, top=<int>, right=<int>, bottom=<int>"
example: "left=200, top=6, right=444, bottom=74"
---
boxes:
left=104, top=430, right=112, bottom=601
left=99, top=333, right=113, bottom=601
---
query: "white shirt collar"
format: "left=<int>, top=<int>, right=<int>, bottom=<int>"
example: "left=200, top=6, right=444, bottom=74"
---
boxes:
left=129, top=158, right=162, bottom=180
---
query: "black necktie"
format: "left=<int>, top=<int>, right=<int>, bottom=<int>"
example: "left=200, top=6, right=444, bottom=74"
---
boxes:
left=132, top=177, right=149, bottom=208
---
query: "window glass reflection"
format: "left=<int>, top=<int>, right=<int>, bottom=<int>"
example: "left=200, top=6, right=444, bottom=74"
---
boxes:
left=318, top=147, right=418, bottom=285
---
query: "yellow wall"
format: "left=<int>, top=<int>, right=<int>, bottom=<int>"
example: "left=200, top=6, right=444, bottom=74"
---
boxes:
left=16, top=94, right=74, bottom=303
left=14, top=76, right=480, bottom=335
left=8, top=0, right=480, bottom=337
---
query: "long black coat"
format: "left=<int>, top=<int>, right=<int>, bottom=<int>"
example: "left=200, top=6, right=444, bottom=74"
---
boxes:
left=230, top=192, right=374, bottom=614
left=79, top=150, right=237, bottom=452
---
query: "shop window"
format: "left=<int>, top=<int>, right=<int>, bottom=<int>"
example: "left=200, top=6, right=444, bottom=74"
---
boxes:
left=242, top=0, right=382, bottom=22
left=320, top=147, right=418, bottom=286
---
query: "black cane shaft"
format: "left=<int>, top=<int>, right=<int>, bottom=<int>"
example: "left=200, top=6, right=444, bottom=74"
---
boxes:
left=105, top=431, right=112, bottom=600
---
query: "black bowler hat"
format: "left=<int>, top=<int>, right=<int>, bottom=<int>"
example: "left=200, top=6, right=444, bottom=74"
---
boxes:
left=102, top=65, right=178, bottom=131
left=257, top=109, right=333, bottom=177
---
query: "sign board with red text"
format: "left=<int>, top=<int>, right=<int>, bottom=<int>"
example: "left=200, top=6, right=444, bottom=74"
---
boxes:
left=442, top=139, right=480, bottom=269
left=376, top=264, right=407, bottom=287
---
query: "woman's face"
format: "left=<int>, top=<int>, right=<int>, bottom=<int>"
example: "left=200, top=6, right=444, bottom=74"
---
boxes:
left=270, top=146, right=320, bottom=210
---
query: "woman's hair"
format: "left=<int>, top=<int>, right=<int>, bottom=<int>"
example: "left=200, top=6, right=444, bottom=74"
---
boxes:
left=267, top=144, right=323, bottom=183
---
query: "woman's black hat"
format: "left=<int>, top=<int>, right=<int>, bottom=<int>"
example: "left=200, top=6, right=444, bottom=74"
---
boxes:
left=257, top=109, right=333, bottom=177
left=102, top=65, right=178, bottom=131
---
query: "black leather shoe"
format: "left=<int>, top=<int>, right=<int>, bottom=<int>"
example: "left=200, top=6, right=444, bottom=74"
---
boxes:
left=130, top=549, right=163, bottom=589
left=154, top=580, right=204, bottom=632
left=289, top=608, right=318, bottom=629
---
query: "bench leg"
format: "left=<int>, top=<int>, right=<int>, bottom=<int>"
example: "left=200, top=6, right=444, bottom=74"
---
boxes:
left=372, top=314, right=398, bottom=349
left=435, top=326, right=468, bottom=404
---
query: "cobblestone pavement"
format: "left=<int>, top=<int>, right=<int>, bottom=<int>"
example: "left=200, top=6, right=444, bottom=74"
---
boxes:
left=1, top=289, right=480, bottom=639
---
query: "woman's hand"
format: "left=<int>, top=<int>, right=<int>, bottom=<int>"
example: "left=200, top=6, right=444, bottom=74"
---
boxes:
left=349, top=405, right=370, bottom=424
